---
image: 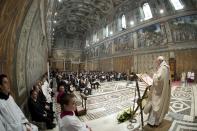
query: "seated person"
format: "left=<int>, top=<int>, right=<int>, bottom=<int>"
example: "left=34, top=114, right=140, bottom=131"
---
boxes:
left=100, top=75, right=106, bottom=82
left=41, top=77, right=52, bottom=104
left=35, top=82, right=54, bottom=113
left=90, top=79, right=100, bottom=89
left=79, top=78, right=86, bottom=92
left=191, top=72, right=195, bottom=82
left=110, top=74, right=114, bottom=81
left=57, top=84, right=66, bottom=103
left=84, top=79, right=92, bottom=95
left=117, top=73, right=121, bottom=81
left=36, top=81, right=46, bottom=104
left=28, top=90, right=56, bottom=129
left=0, top=74, right=38, bottom=131
left=74, top=77, right=80, bottom=91
left=59, top=93, right=92, bottom=131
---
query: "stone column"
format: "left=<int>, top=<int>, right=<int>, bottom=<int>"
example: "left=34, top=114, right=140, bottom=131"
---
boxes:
left=91, top=60, right=93, bottom=71
left=85, top=56, right=88, bottom=71
left=134, top=55, right=138, bottom=73
left=164, top=22, right=173, bottom=44
left=133, top=32, right=138, bottom=49
left=63, top=59, right=65, bottom=71
left=111, top=58, right=114, bottom=71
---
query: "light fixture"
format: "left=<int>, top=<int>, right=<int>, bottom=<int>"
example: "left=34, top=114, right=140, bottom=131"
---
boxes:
left=130, top=21, right=134, bottom=26
left=140, top=19, right=143, bottom=22
left=110, top=31, right=113, bottom=35
left=53, top=20, right=57, bottom=24
left=58, top=0, right=62, bottom=2
left=53, top=28, right=55, bottom=31
left=160, top=9, right=164, bottom=14
left=54, top=12, right=57, bottom=16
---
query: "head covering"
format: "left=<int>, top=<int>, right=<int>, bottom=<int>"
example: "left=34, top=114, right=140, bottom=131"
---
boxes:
left=157, top=56, right=164, bottom=61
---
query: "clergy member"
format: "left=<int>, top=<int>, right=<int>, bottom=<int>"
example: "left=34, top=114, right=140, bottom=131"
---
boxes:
left=147, top=56, right=171, bottom=127
left=59, top=93, right=92, bottom=131
left=0, top=74, right=38, bottom=131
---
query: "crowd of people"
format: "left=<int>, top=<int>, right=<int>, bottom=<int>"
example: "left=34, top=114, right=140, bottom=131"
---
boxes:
left=181, top=71, right=195, bottom=86
left=0, top=70, right=130, bottom=131
left=1, top=56, right=193, bottom=130
left=53, top=71, right=130, bottom=96
left=28, top=75, right=56, bottom=129
left=53, top=71, right=130, bottom=131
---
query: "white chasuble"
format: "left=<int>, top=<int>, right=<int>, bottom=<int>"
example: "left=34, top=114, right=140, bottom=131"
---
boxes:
left=147, top=61, right=171, bottom=125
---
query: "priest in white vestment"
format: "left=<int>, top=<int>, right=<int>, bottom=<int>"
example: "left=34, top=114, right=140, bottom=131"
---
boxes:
left=59, top=93, right=92, bottom=131
left=0, top=74, right=38, bottom=131
left=146, top=56, right=171, bottom=127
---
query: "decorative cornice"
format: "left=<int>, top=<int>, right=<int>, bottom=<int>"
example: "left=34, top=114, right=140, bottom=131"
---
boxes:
left=87, top=10, right=197, bottom=48
left=87, top=41, right=197, bottom=60
left=52, top=48, right=83, bottom=52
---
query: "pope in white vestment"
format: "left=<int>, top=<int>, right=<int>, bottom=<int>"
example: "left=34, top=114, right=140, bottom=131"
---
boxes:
left=147, top=56, right=171, bottom=126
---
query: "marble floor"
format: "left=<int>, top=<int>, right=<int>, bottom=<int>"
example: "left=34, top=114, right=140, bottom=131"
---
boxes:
left=43, top=81, right=197, bottom=131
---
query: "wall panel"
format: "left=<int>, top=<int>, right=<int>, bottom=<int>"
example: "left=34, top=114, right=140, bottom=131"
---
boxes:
left=175, top=49, right=197, bottom=80
left=136, top=52, right=169, bottom=75
left=113, top=56, right=133, bottom=73
left=0, top=0, right=49, bottom=105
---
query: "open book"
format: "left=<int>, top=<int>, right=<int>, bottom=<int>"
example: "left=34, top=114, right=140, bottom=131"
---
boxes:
left=136, top=73, right=153, bottom=86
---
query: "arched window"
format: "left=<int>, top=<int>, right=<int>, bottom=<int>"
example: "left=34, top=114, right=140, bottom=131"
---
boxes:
left=142, top=3, right=152, bottom=20
left=170, top=0, right=184, bottom=10
left=121, top=14, right=126, bottom=29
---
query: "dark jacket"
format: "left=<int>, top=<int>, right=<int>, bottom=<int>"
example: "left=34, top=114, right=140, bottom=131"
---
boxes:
left=28, top=97, right=46, bottom=121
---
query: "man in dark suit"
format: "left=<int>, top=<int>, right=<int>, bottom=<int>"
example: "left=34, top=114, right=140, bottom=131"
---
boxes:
left=28, top=90, right=55, bottom=129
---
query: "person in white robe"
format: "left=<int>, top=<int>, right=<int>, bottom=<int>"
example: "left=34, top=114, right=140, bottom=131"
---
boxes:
left=181, top=72, right=186, bottom=86
left=187, top=71, right=191, bottom=83
left=181, top=72, right=185, bottom=82
left=59, top=93, right=92, bottom=131
left=41, top=78, right=52, bottom=103
left=0, top=74, right=38, bottom=131
left=190, top=72, right=195, bottom=82
left=146, top=56, right=171, bottom=127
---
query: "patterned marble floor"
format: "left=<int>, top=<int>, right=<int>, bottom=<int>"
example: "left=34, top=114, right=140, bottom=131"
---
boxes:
left=52, top=81, right=197, bottom=131
left=167, top=84, right=197, bottom=131
left=171, top=86, right=192, bottom=113
left=169, top=85, right=193, bottom=117
left=78, top=81, right=147, bottom=121
left=169, top=120, right=197, bottom=131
